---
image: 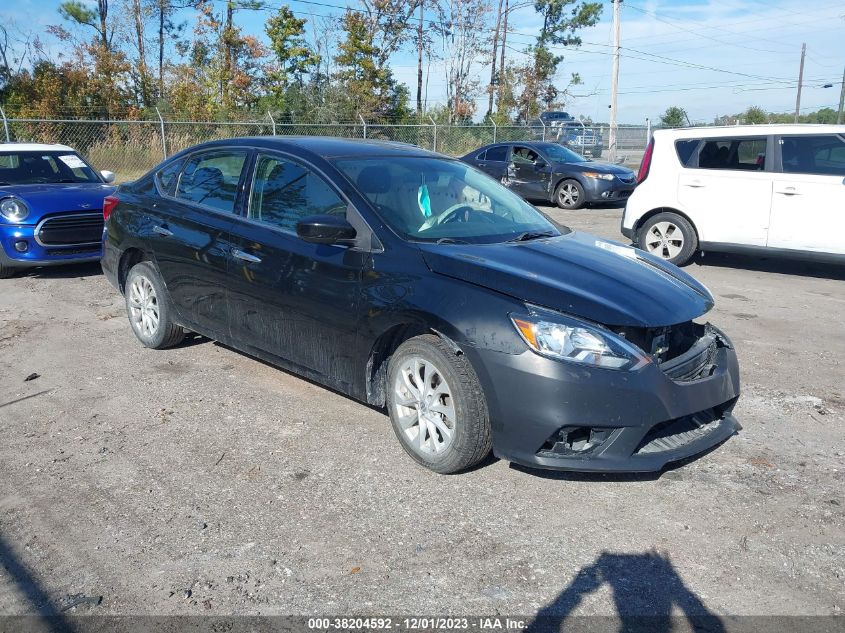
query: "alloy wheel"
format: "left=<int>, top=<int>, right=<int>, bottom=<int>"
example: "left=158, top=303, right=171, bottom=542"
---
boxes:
left=128, top=275, right=160, bottom=338
left=392, top=356, right=457, bottom=456
left=644, top=221, right=684, bottom=260
left=559, top=183, right=580, bottom=207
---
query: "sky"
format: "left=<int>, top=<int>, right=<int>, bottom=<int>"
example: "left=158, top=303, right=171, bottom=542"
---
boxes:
left=2, top=0, right=844, bottom=124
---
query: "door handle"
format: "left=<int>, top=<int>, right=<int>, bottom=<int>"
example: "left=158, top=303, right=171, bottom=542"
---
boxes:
left=231, top=248, right=262, bottom=264
left=775, top=186, right=800, bottom=196
left=152, top=225, right=173, bottom=237
left=683, top=180, right=704, bottom=188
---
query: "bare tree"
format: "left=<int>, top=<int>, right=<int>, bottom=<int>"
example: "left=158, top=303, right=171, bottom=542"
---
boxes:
left=485, top=0, right=504, bottom=119
left=122, top=0, right=153, bottom=106
left=151, top=0, right=187, bottom=100
left=433, top=0, right=492, bottom=122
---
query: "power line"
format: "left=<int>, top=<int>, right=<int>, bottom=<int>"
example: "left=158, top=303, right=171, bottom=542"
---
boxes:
left=622, top=3, right=791, bottom=55
left=619, top=0, right=845, bottom=48
left=212, top=0, right=838, bottom=90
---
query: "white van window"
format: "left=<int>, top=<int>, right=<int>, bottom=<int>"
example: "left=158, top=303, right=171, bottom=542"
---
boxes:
left=675, top=140, right=699, bottom=166
left=696, top=138, right=767, bottom=171
left=781, top=135, right=845, bottom=177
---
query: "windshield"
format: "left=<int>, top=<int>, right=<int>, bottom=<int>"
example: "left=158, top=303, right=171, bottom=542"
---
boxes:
left=335, top=156, right=561, bottom=244
left=0, top=151, right=101, bottom=185
left=536, top=143, right=588, bottom=163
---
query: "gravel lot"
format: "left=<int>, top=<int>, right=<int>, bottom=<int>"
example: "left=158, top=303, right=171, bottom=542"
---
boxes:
left=1, top=204, right=843, bottom=620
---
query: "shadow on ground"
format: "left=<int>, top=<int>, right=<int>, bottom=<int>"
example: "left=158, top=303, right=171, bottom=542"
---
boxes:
left=525, top=550, right=725, bottom=633
left=19, top=262, right=103, bottom=280
left=690, top=252, right=845, bottom=281
left=0, top=534, right=77, bottom=632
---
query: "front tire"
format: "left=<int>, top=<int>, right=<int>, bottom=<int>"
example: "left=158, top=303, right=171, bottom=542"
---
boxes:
left=637, top=212, right=698, bottom=266
left=387, top=335, right=492, bottom=474
left=124, top=261, right=185, bottom=349
left=555, top=179, right=585, bottom=210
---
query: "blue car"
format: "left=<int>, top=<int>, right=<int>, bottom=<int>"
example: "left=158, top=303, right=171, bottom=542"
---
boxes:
left=0, top=143, right=116, bottom=278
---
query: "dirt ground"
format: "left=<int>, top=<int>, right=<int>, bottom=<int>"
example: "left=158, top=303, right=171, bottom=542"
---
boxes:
left=1, top=204, right=843, bottom=620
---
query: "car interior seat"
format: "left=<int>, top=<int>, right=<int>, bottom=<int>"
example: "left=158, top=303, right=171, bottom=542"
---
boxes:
left=698, top=143, right=717, bottom=168
left=357, top=165, right=419, bottom=230
left=191, top=166, right=226, bottom=209
left=23, top=157, right=56, bottom=181
left=256, top=163, right=307, bottom=227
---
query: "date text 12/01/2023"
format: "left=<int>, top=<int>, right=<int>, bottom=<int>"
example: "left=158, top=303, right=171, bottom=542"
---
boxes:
left=306, top=618, right=528, bottom=630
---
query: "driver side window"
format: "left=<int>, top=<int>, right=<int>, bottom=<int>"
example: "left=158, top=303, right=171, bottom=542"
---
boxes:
left=249, top=154, right=346, bottom=234
left=511, top=146, right=538, bottom=165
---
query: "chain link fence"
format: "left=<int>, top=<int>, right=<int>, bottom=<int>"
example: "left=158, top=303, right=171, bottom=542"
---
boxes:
left=0, top=109, right=650, bottom=182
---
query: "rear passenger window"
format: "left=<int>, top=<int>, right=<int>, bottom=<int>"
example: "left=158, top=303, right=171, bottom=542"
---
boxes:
left=249, top=154, right=347, bottom=234
left=176, top=151, right=248, bottom=213
left=484, top=146, right=508, bottom=162
left=780, top=135, right=845, bottom=176
left=696, top=138, right=766, bottom=171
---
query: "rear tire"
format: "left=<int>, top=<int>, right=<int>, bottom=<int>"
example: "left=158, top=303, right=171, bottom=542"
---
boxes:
left=555, top=179, right=586, bottom=210
left=637, top=212, right=698, bottom=266
left=387, top=335, right=492, bottom=474
left=124, top=261, right=185, bottom=349
left=0, top=264, right=17, bottom=279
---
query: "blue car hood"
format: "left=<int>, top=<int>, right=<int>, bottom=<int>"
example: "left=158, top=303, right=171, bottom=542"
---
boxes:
left=418, top=231, right=713, bottom=328
left=0, top=183, right=115, bottom=222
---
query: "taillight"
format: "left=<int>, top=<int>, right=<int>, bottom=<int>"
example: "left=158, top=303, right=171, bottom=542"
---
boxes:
left=638, top=138, right=654, bottom=183
left=103, top=195, right=119, bottom=222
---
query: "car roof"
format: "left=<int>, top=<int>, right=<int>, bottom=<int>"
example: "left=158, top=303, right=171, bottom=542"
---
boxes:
left=0, top=142, right=75, bottom=152
left=180, top=136, right=442, bottom=160
left=653, top=124, right=845, bottom=139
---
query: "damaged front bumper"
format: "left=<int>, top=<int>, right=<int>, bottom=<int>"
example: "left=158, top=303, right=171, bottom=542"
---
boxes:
left=465, top=327, right=741, bottom=472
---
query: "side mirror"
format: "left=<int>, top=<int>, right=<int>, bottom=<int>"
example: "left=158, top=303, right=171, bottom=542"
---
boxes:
left=296, top=214, right=357, bottom=245
left=100, top=170, right=116, bottom=184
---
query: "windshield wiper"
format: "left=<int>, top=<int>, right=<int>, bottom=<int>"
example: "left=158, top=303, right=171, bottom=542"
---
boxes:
left=0, top=182, right=11, bottom=186
left=436, top=237, right=471, bottom=245
left=507, top=231, right=557, bottom=243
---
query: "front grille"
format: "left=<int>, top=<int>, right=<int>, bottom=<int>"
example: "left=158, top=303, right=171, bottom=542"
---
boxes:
left=613, top=322, right=727, bottom=382
left=635, top=408, right=723, bottom=455
left=661, top=334, right=718, bottom=382
left=36, top=213, right=104, bottom=247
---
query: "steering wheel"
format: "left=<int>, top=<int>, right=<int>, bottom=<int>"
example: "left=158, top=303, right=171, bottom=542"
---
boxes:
left=419, top=203, right=477, bottom=231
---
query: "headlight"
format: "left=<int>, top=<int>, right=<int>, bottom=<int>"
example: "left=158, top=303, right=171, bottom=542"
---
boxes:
left=582, top=172, right=615, bottom=181
left=0, top=197, right=29, bottom=222
left=510, top=309, right=649, bottom=371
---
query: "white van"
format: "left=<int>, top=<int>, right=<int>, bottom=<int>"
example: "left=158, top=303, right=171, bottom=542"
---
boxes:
left=621, top=125, right=845, bottom=266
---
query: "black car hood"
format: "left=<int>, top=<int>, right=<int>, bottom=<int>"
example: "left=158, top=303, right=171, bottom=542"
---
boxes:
left=418, top=232, right=713, bottom=328
left=556, top=160, right=634, bottom=176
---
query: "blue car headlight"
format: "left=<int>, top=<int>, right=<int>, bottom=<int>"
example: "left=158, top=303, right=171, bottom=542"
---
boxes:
left=510, top=308, right=650, bottom=371
left=0, top=197, right=30, bottom=222
left=582, top=171, right=615, bottom=181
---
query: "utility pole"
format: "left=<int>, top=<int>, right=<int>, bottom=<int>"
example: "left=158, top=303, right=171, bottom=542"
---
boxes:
left=608, top=0, right=622, bottom=162
left=487, top=0, right=505, bottom=120
left=497, top=0, right=509, bottom=114
left=416, top=0, right=424, bottom=116
left=837, top=65, right=845, bottom=125
left=794, top=42, right=806, bottom=123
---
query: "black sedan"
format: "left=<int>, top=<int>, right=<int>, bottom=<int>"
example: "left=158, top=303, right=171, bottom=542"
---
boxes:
left=461, top=141, right=636, bottom=210
left=102, top=137, right=740, bottom=474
